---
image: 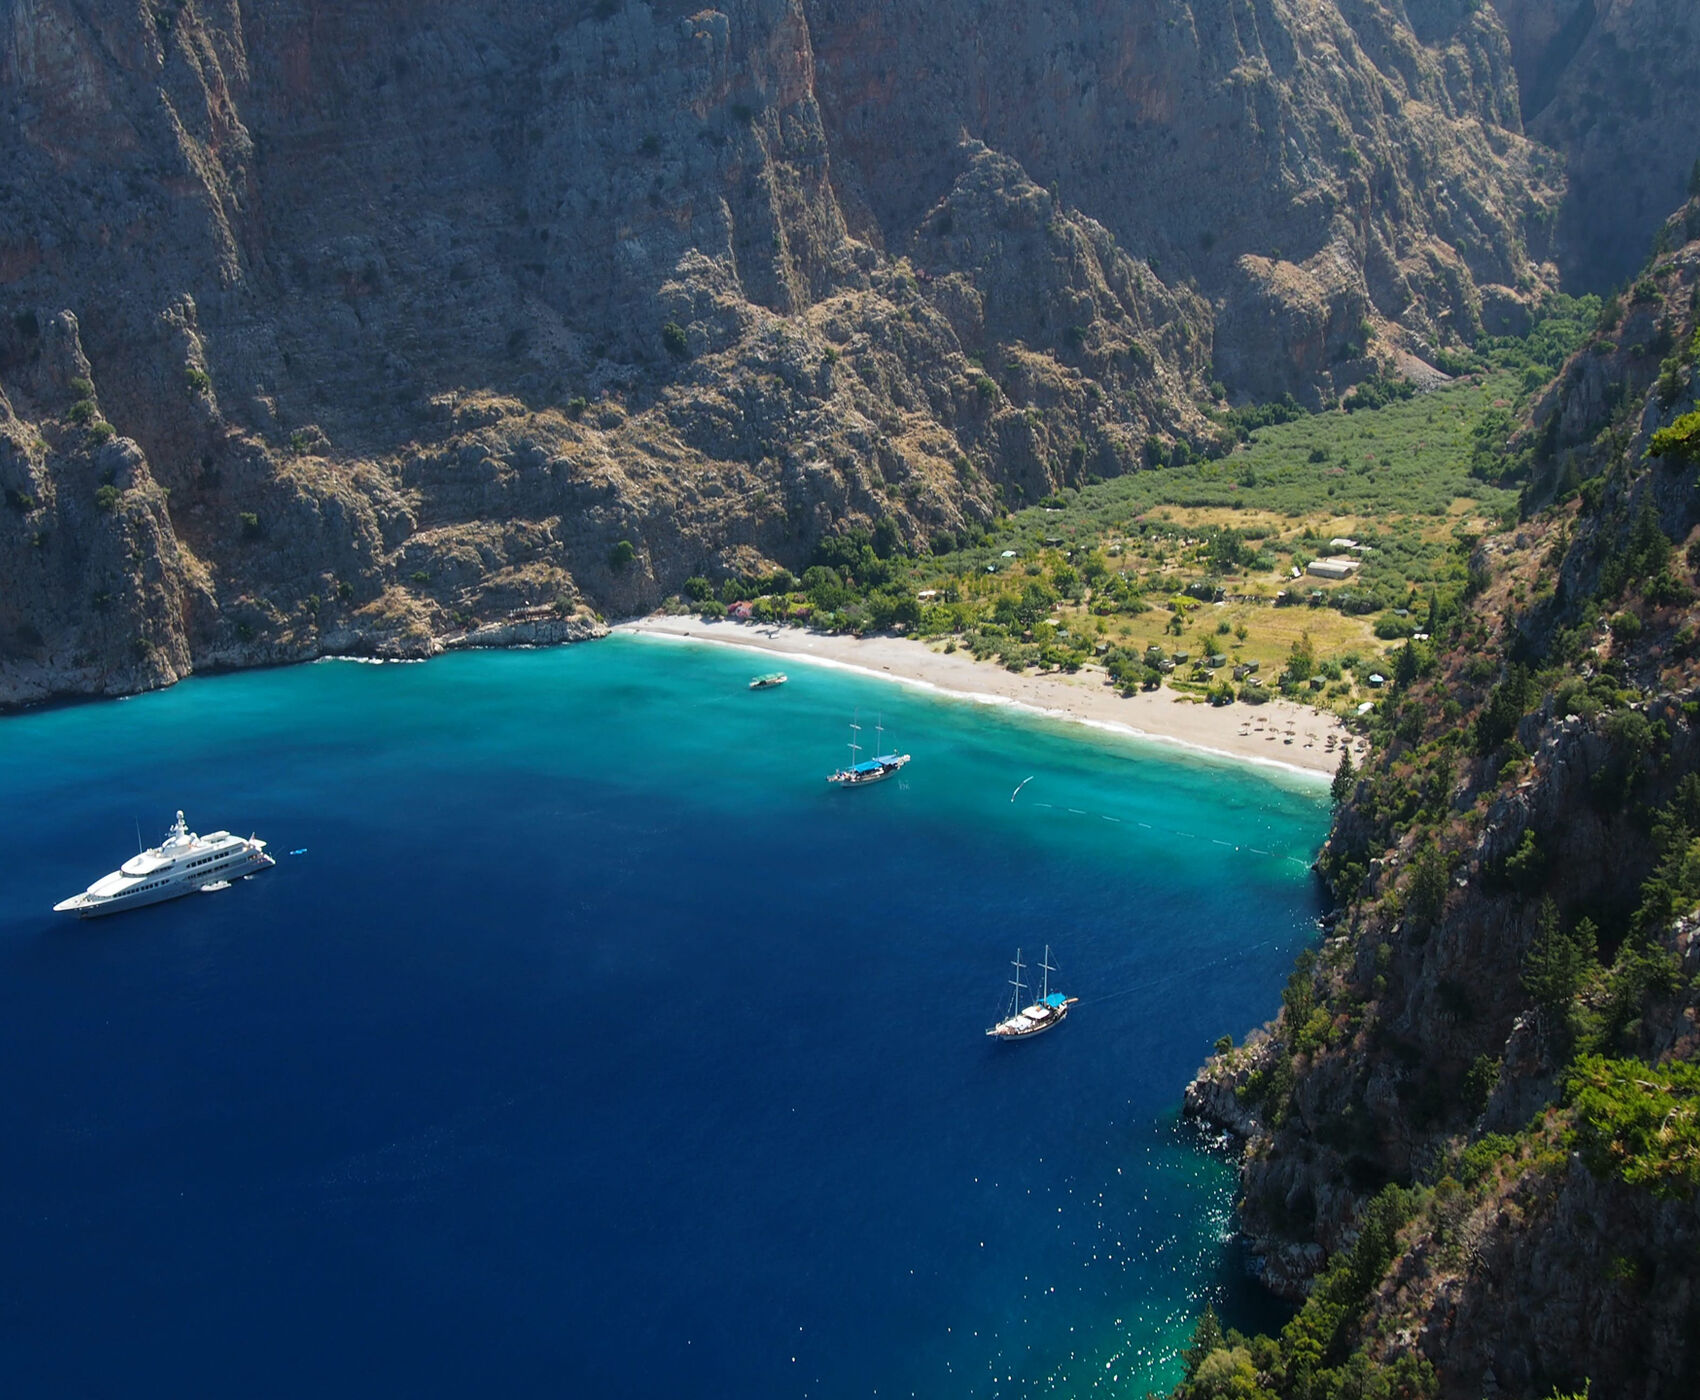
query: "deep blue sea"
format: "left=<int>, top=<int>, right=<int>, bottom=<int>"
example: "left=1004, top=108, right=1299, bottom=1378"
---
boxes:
left=0, top=637, right=1327, bottom=1398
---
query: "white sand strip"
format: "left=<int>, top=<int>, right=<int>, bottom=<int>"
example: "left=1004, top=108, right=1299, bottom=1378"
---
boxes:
left=612, top=616, right=1364, bottom=782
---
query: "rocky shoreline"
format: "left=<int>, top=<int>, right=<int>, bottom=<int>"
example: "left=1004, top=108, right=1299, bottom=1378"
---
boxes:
left=0, top=607, right=609, bottom=712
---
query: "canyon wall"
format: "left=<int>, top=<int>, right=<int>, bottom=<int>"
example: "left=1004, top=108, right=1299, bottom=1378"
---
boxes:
left=0, top=0, right=1691, bottom=705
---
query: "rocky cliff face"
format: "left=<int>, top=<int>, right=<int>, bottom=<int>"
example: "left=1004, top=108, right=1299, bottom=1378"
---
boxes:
left=1490, top=0, right=1700, bottom=292
left=0, top=0, right=1679, bottom=707
left=1182, top=211, right=1700, bottom=1397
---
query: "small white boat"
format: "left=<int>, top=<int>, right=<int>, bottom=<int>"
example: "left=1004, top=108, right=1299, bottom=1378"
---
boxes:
left=54, top=811, right=274, bottom=918
left=199, top=880, right=232, bottom=893
left=987, top=946, right=1077, bottom=1040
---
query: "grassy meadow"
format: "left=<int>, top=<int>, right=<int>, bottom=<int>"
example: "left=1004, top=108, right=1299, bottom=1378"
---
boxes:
left=679, top=297, right=1597, bottom=717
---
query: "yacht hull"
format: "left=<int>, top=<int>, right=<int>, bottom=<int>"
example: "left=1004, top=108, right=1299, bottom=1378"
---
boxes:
left=55, top=851, right=274, bottom=919
left=827, top=755, right=910, bottom=787
left=987, top=1007, right=1069, bottom=1040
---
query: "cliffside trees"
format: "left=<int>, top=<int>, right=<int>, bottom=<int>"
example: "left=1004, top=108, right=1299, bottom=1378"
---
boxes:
left=1649, top=410, right=1700, bottom=465
left=1568, top=1056, right=1700, bottom=1196
left=1330, top=749, right=1355, bottom=807
left=1521, top=899, right=1597, bottom=1042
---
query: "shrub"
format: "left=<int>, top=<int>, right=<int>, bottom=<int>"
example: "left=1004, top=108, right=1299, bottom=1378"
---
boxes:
left=186, top=367, right=211, bottom=393
left=1503, top=830, right=1546, bottom=892
left=661, top=322, right=690, bottom=359
left=88, top=421, right=115, bottom=444
left=1650, top=410, right=1700, bottom=465
left=1342, top=373, right=1416, bottom=413
left=239, top=511, right=261, bottom=539
left=94, top=484, right=121, bottom=512
left=1568, top=1055, right=1700, bottom=1196
left=609, top=539, right=637, bottom=569
left=565, top=396, right=588, bottom=421
left=1461, top=1060, right=1502, bottom=1119
left=1456, top=1130, right=1514, bottom=1185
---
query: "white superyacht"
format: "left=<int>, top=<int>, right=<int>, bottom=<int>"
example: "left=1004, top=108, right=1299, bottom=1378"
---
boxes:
left=54, top=811, right=274, bottom=918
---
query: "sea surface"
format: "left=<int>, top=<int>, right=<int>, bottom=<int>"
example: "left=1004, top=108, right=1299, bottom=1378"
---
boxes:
left=0, top=637, right=1329, bottom=1398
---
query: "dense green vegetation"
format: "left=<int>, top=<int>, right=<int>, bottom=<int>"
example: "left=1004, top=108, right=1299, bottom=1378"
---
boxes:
left=1172, top=1187, right=1436, bottom=1400
left=1567, top=1055, right=1700, bottom=1196
left=1155, top=265, right=1700, bottom=1396
left=675, top=300, right=1598, bottom=715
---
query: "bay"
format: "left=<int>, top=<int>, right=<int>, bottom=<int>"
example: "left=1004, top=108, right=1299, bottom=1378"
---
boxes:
left=0, top=637, right=1326, bottom=1397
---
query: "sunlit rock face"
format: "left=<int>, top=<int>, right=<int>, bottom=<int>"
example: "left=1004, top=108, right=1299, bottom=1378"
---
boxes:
left=2, top=0, right=1674, bottom=705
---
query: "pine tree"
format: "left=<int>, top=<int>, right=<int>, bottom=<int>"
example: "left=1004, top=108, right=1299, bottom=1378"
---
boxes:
left=1330, top=748, right=1356, bottom=807
left=1522, top=899, right=1598, bottom=1045
left=1182, top=1302, right=1226, bottom=1379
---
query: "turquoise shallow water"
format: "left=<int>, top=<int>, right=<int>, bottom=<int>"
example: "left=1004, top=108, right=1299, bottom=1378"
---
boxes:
left=0, top=638, right=1326, bottom=1397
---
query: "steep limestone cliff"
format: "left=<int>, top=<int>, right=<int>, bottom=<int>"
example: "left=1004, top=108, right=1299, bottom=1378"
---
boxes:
left=1491, top=0, right=1700, bottom=291
left=0, top=0, right=1660, bottom=707
left=1181, top=206, right=1700, bottom=1398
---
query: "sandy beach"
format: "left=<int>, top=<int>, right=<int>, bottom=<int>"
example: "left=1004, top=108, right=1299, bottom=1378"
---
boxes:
left=614, top=615, right=1365, bottom=780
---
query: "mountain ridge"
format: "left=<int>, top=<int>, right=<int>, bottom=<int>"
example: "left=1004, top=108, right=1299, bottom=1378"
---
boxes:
left=1, top=0, right=1697, bottom=710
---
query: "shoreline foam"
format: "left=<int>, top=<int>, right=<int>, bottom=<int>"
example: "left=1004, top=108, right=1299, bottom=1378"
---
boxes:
left=613, top=615, right=1364, bottom=784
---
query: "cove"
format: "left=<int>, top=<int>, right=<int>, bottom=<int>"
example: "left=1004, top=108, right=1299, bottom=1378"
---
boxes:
left=0, top=638, right=1326, bottom=1397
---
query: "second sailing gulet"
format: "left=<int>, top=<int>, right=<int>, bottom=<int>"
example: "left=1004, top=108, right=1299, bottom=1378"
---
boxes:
left=827, top=712, right=910, bottom=788
left=987, top=945, right=1078, bottom=1040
